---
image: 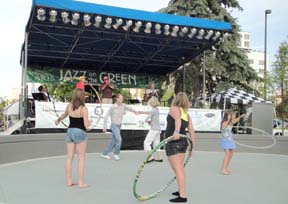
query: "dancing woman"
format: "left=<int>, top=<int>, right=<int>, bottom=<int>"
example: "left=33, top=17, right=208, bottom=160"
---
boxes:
left=165, top=92, right=195, bottom=203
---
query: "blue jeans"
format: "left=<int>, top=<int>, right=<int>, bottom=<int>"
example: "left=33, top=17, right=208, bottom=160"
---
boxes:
left=103, top=123, right=122, bottom=155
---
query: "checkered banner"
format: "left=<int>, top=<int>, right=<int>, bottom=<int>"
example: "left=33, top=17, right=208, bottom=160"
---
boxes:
left=210, top=88, right=270, bottom=105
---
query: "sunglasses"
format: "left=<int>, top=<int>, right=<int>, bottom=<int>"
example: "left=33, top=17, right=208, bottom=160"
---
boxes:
left=104, top=78, right=109, bottom=81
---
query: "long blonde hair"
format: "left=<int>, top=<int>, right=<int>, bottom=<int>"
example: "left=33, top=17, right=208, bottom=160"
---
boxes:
left=172, top=92, right=190, bottom=112
left=71, top=89, right=85, bottom=110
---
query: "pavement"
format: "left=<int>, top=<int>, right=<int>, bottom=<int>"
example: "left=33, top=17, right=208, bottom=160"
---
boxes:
left=0, top=133, right=288, bottom=204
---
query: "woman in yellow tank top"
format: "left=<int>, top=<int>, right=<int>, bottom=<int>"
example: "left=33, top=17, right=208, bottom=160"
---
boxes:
left=165, top=92, right=195, bottom=203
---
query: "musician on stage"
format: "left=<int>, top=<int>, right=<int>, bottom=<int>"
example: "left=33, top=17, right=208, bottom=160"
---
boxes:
left=76, top=76, right=86, bottom=90
left=143, top=82, right=159, bottom=103
left=99, top=75, right=116, bottom=104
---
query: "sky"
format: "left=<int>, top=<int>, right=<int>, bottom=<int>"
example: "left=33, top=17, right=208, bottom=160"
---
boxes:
left=0, top=0, right=287, bottom=100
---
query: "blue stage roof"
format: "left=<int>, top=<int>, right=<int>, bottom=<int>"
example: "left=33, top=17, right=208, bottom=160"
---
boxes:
left=22, top=0, right=232, bottom=75
left=32, top=0, right=231, bottom=30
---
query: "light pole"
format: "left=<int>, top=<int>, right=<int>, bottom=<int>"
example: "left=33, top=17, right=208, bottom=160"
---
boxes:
left=264, top=9, right=271, bottom=100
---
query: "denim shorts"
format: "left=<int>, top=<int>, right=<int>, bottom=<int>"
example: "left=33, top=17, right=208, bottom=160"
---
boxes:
left=165, top=138, right=188, bottom=156
left=66, top=128, right=87, bottom=144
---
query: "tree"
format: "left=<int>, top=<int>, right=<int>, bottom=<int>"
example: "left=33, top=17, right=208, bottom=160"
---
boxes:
left=0, top=99, right=10, bottom=129
left=160, top=0, right=258, bottom=101
left=272, top=37, right=288, bottom=134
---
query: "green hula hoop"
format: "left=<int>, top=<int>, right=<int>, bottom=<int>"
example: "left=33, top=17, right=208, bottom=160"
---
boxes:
left=133, top=134, right=193, bottom=201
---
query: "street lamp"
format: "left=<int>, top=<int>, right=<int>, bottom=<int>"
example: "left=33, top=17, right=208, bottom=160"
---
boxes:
left=264, top=9, right=271, bottom=100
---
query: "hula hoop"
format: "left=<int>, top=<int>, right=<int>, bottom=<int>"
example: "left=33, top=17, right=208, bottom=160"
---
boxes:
left=232, top=126, right=276, bottom=149
left=133, top=135, right=193, bottom=201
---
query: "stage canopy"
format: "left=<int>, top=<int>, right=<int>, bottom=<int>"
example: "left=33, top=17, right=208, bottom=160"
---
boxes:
left=210, top=88, right=271, bottom=105
left=22, top=0, right=232, bottom=75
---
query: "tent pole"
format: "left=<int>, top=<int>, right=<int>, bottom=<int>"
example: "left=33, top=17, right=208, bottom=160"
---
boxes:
left=183, top=64, right=186, bottom=92
left=202, top=51, right=206, bottom=104
left=20, top=32, right=29, bottom=128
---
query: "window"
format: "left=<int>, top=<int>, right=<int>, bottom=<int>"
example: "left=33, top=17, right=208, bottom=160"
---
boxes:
left=259, top=68, right=264, bottom=74
left=244, top=41, right=250, bottom=48
left=259, top=60, right=264, bottom=65
left=244, top=34, right=250, bottom=40
left=248, top=59, right=254, bottom=64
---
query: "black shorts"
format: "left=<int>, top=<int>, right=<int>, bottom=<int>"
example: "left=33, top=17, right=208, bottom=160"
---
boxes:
left=165, top=138, right=188, bottom=157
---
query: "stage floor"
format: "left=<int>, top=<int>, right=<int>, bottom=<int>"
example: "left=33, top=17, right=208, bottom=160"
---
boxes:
left=0, top=151, right=287, bottom=204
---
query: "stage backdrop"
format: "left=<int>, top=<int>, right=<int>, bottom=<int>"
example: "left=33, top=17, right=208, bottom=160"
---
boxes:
left=35, top=102, right=221, bottom=132
left=27, top=67, right=163, bottom=89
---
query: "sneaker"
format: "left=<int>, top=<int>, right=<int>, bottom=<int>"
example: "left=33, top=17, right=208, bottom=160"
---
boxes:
left=100, top=154, right=111, bottom=159
left=114, top=155, right=120, bottom=161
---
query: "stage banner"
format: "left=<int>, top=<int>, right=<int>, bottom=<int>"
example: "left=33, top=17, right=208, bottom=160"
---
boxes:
left=35, top=102, right=221, bottom=132
left=27, top=67, right=163, bottom=89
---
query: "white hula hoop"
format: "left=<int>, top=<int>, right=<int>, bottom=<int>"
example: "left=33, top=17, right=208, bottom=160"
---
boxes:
left=232, top=126, right=276, bottom=149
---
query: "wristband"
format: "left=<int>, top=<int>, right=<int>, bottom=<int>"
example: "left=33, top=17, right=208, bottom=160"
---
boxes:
left=174, top=130, right=180, bottom=134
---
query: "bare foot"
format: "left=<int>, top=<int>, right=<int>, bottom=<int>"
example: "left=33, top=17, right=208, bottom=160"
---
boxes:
left=78, top=184, right=90, bottom=188
left=221, top=171, right=230, bottom=175
left=227, top=169, right=232, bottom=173
left=67, top=183, right=76, bottom=187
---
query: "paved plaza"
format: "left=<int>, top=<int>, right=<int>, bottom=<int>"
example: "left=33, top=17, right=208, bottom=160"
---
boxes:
left=0, top=148, right=288, bottom=204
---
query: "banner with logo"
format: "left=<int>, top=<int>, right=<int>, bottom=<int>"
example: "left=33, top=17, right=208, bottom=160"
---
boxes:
left=27, top=67, right=163, bottom=89
left=35, top=102, right=221, bottom=132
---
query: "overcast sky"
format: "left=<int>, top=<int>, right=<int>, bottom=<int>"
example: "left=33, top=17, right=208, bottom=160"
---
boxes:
left=0, top=0, right=287, bottom=99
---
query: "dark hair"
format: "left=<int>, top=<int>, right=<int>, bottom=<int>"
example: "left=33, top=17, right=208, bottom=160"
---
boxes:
left=38, top=85, right=44, bottom=92
left=102, top=74, right=108, bottom=80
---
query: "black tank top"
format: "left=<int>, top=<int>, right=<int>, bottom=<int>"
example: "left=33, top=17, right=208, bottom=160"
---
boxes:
left=165, top=114, right=188, bottom=138
left=68, top=116, right=86, bottom=131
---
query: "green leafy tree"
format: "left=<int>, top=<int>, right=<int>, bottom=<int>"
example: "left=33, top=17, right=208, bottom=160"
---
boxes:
left=160, top=0, right=258, bottom=100
left=49, top=82, right=75, bottom=102
left=272, top=38, right=288, bottom=132
left=0, top=99, right=10, bottom=128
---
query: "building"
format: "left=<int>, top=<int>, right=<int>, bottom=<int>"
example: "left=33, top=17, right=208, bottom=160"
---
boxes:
left=239, top=31, right=269, bottom=79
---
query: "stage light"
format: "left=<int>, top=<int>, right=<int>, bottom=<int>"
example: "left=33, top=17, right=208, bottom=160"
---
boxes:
left=196, top=29, right=205, bottom=39
left=104, top=17, right=112, bottom=29
left=83, top=14, right=91, bottom=27
left=144, top=22, right=152, bottom=34
left=49, top=10, right=57, bottom=23
left=188, top=28, right=197, bottom=38
left=112, top=18, right=123, bottom=30
left=93, top=16, right=102, bottom=28
left=71, top=13, right=80, bottom=26
left=155, top=24, right=161, bottom=34
left=122, top=20, right=133, bottom=31
left=204, top=30, right=214, bottom=40
left=37, top=8, right=46, bottom=21
left=179, top=27, right=188, bottom=37
left=223, top=32, right=229, bottom=39
left=61, top=12, right=70, bottom=24
left=164, top=25, right=170, bottom=36
left=220, top=33, right=229, bottom=42
left=212, top=31, right=221, bottom=40
left=133, top=21, right=142, bottom=33
left=171, top=26, right=179, bottom=37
